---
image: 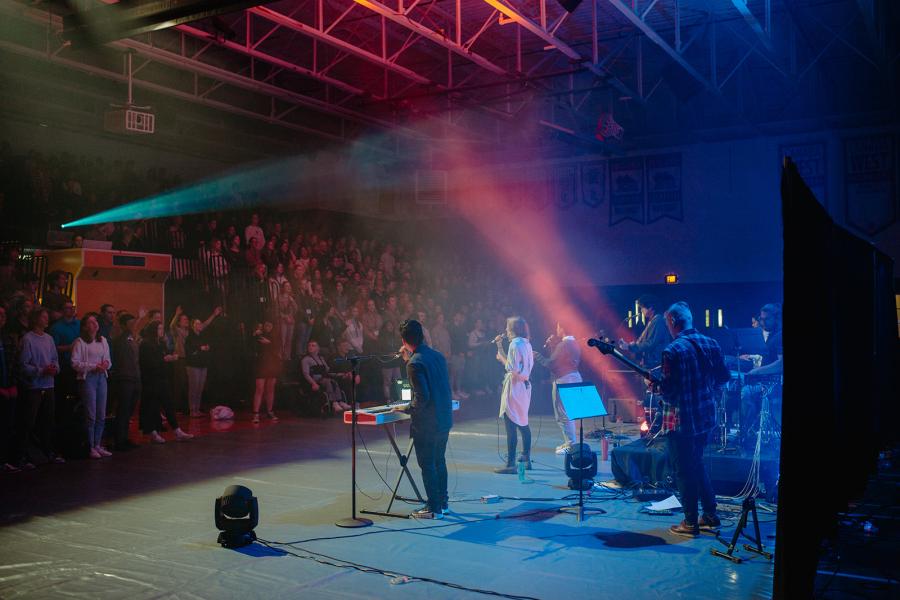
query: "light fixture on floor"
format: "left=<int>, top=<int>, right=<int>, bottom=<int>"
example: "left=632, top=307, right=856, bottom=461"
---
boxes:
left=214, top=485, right=258, bottom=548
left=565, top=443, right=597, bottom=491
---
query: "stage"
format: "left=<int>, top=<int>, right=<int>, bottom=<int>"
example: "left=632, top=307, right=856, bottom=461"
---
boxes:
left=0, top=407, right=776, bottom=599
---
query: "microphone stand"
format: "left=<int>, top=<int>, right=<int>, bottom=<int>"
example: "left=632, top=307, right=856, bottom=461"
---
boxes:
left=334, top=352, right=401, bottom=528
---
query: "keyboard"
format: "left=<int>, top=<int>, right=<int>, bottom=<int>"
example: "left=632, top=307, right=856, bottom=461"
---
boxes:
left=344, top=400, right=460, bottom=426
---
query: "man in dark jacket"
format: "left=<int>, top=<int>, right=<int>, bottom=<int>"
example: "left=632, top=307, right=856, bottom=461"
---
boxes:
left=112, top=314, right=141, bottom=450
left=398, top=319, right=452, bottom=520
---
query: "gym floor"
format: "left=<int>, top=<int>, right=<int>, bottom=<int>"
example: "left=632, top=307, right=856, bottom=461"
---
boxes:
left=0, top=400, right=777, bottom=599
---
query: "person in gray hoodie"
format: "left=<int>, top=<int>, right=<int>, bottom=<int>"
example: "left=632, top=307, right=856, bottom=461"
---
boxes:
left=17, top=307, right=63, bottom=467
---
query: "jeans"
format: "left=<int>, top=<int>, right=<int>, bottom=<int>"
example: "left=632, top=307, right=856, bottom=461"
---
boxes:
left=79, top=374, right=108, bottom=448
left=552, top=372, right=582, bottom=445
left=115, top=379, right=140, bottom=445
left=503, top=413, right=531, bottom=466
left=667, top=430, right=717, bottom=524
left=413, top=430, right=450, bottom=512
left=186, top=366, right=208, bottom=413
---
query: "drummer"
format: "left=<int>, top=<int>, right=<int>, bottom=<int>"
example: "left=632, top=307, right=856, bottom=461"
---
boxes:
left=739, top=303, right=783, bottom=449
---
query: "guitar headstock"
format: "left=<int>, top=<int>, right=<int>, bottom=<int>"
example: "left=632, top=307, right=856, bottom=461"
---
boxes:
left=587, top=337, right=616, bottom=355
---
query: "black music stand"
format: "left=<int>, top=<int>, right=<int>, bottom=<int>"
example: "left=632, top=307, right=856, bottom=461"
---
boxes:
left=557, top=382, right=608, bottom=522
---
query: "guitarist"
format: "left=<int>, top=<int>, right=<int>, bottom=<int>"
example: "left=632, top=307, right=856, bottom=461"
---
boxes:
left=656, top=302, right=731, bottom=537
left=618, top=294, right=671, bottom=369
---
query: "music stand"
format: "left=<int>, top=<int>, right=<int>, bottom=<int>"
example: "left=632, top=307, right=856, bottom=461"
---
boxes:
left=558, top=382, right=608, bottom=522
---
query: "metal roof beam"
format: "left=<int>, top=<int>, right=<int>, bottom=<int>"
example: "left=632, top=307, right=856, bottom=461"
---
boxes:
left=729, top=0, right=773, bottom=52
left=479, top=0, right=644, bottom=104
left=350, top=0, right=509, bottom=76
left=605, top=0, right=717, bottom=95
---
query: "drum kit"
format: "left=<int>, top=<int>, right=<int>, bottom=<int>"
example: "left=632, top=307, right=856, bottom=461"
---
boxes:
left=715, top=355, right=782, bottom=454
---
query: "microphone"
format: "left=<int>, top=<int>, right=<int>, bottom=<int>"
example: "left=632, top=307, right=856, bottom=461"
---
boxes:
left=587, top=338, right=602, bottom=348
left=493, top=333, right=505, bottom=344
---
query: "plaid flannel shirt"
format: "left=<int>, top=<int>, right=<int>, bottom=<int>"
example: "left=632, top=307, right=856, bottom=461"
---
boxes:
left=658, top=329, right=730, bottom=435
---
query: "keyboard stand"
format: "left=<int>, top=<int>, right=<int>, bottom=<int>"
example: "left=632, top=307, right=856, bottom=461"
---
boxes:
left=360, top=425, right=425, bottom=519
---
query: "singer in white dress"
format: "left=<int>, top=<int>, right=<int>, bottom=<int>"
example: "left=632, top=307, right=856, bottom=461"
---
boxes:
left=494, top=316, right=534, bottom=474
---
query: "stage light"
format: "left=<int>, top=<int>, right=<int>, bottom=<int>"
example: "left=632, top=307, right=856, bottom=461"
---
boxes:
left=640, top=420, right=649, bottom=433
left=565, top=443, right=597, bottom=491
left=214, top=485, right=259, bottom=548
left=665, top=273, right=678, bottom=284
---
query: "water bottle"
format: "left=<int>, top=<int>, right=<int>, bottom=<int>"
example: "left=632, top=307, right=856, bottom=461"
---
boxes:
left=517, top=459, right=526, bottom=481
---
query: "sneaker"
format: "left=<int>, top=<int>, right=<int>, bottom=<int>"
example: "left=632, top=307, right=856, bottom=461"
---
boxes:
left=174, top=428, right=194, bottom=441
left=442, top=502, right=450, bottom=515
left=669, top=520, right=700, bottom=537
left=493, top=465, right=517, bottom=474
left=89, top=448, right=102, bottom=459
left=19, top=460, right=36, bottom=470
left=267, top=411, right=279, bottom=422
left=2, top=462, right=21, bottom=473
left=411, top=507, right=443, bottom=520
left=252, top=413, right=260, bottom=424
left=332, top=402, right=345, bottom=413
left=339, top=402, right=352, bottom=411
left=48, top=453, right=66, bottom=464
left=459, top=391, right=470, bottom=399
left=96, top=447, right=112, bottom=457
left=699, top=514, right=721, bottom=531
left=150, top=431, right=166, bottom=444
left=555, top=443, right=573, bottom=455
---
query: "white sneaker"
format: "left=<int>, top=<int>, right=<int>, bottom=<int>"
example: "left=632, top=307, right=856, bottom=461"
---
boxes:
left=333, top=402, right=345, bottom=413
left=459, top=391, right=470, bottom=399
left=555, top=443, right=573, bottom=455
left=150, top=431, right=166, bottom=444
left=89, top=448, right=102, bottom=459
left=339, top=402, right=352, bottom=410
left=96, top=446, right=112, bottom=457
left=175, top=428, right=194, bottom=441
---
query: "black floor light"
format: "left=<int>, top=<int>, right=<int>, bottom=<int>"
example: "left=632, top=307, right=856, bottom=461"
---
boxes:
left=215, top=485, right=259, bottom=548
left=565, top=443, right=597, bottom=491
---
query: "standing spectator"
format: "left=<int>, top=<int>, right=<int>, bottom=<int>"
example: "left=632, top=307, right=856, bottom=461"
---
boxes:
left=169, top=306, right=190, bottom=413
left=430, top=313, right=451, bottom=359
left=0, top=306, right=19, bottom=471
left=185, top=308, right=222, bottom=417
left=71, top=313, right=112, bottom=459
left=244, top=213, right=265, bottom=249
left=268, top=261, right=288, bottom=300
left=276, top=282, right=297, bottom=360
left=251, top=321, right=281, bottom=424
left=245, top=237, right=263, bottom=269
left=261, top=237, right=279, bottom=273
left=332, top=281, right=349, bottom=316
left=49, top=300, right=79, bottom=401
left=16, top=307, right=63, bottom=466
left=343, top=305, right=364, bottom=355
left=98, top=304, right=115, bottom=341
left=112, top=314, right=141, bottom=451
left=8, top=298, right=32, bottom=346
left=42, top=270, right=70, bottom=323
left=224, top=234, right=243, bottom=268
left=360, top=298, right=383, bottom=352
left=378, top=318, right=401, bottom=402
left=449, top=312, right=469, bottom=399
left=139, top=322, right=193, bottom=443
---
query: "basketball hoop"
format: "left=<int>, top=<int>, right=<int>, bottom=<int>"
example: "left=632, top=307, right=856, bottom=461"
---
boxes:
left=595, top=113, right=624, bottom=141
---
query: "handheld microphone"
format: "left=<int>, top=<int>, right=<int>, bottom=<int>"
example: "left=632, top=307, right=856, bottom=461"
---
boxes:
left=493, top=333, right=505, bottom=344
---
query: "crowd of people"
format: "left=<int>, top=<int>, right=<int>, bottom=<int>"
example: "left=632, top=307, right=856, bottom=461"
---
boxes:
left=0, top=192, right=550, bottom=471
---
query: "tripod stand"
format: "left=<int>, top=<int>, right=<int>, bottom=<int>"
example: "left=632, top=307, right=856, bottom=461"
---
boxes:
left=334, top=355, right=377, bottom=528
left=710, top=496, right=773, bottom=563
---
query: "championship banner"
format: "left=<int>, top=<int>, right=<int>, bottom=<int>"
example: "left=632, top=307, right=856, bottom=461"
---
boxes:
left=579, top=160, right=607, bottom=208
left=609, top=157, right=645, bottom=225
left=779, top=141, right=827, bottom=204
left=844, top=135, right=896, bottom=236
left=645, top=153, right=683, bottom=223
left=551, top=164, right=579, bottom=210
left=526, top=167, right=551, bottom=211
